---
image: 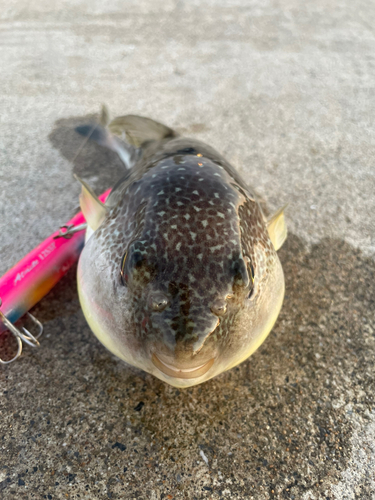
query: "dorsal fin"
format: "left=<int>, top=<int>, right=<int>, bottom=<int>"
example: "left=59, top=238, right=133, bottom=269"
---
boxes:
left=99, top=103, right=110, bottom=127
left=108, top=115, right=177, bottom=147
left=267, top=205, right=287, bottom=251
left=74, top=174, right=108, bottom=231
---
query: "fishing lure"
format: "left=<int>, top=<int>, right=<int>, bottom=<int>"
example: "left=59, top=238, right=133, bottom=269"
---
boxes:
left=0, top=190, right=110, bottom=364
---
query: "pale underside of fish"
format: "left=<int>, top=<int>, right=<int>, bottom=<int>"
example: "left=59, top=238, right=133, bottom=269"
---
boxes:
left=75, top=106, right=287, bottom=388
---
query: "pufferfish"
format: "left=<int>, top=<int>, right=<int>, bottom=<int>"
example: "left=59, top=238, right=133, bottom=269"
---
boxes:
left=75, top=107, right=287, bottom=388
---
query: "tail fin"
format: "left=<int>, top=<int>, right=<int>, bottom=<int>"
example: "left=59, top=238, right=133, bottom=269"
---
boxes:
left=75, top=106, right=139, bottom=169
left=75, top=123, right=138, bottom=169
left=76, top=106, right=178, bottom=168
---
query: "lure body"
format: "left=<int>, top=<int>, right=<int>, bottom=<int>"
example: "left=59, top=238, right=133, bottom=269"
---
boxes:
left=76, top=113, right=287, bottom=388
left=0, top=191, right=110, bottom=335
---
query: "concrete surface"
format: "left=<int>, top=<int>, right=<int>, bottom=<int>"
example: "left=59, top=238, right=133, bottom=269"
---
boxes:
left=0, top=1, right=374, bottom=498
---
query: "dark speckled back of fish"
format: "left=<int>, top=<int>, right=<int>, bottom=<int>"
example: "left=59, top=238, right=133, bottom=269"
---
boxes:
left=76, top=111, right=287, bottom=388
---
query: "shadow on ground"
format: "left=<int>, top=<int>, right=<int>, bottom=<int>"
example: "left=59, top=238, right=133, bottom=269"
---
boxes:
left=48, top=113, right=126, bottom=193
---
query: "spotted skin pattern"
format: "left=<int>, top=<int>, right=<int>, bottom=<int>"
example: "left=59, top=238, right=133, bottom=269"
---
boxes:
left=78, top=136, right=285, bottom=387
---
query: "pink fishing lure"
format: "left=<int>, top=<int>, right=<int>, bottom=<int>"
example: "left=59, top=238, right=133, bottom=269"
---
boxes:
left=0, top=190, right=111, bottom=338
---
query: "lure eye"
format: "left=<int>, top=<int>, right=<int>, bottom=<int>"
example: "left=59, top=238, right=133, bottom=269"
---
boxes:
left=150, top=292, right=169, bottom=312
left=211, top=299, right=227, bottom=317
left=120, top=252, right=127, bottom=285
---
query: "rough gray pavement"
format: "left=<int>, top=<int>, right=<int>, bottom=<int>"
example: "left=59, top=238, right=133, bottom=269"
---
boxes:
left=0, top=1, right=374, bottom=499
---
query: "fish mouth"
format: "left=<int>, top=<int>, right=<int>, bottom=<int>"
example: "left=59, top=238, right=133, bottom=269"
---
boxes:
left=151, top=354, right=214, bottom=379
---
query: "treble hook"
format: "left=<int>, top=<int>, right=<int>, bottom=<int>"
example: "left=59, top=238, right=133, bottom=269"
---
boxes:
left=0, top=298, right=43, bottom=365
left=53, top=223, right=87, bottom=239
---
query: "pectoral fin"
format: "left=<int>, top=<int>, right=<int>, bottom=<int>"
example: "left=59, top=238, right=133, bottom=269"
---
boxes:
left=267, top=205, right=287, bottom=251
left=74, top=174, right=108, bottom=231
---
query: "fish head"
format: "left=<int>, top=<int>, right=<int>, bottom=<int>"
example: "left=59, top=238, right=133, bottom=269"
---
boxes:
left=77, top=149, right=285, bottom=388
left=78, top=200, right=284, bottom=389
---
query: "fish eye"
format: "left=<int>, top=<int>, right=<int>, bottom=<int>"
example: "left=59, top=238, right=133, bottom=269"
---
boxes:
left=120, top=252, right=127, bottom=285
left=150, top=292, right=169, bottom=312
left=247, top=262, right=255, bottom=299
left=211, top=299, right=227, bottom=317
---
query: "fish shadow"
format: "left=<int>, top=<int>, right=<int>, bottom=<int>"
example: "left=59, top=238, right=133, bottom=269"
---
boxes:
left=48, top=113, right=126, bottom=193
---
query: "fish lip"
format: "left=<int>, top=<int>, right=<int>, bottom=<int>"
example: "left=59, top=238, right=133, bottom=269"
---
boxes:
left=151, top=353, right=215, bottom=379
